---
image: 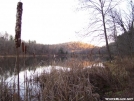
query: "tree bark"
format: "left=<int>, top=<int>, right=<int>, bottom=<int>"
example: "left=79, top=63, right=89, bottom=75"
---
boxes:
left=101, top=5, right=112, bottom=60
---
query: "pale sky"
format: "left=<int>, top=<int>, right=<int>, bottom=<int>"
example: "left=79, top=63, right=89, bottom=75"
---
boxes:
left=0, top=0, right=128, bottom=46
left=0, top=0, right=89, bottom=44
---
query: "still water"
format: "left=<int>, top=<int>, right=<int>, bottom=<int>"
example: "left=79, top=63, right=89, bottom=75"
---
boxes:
left=0, top=56, right=104, bottom=80
left=0, top=57, right=69, bottom=80
left=0, top=56, right=104, bottom=100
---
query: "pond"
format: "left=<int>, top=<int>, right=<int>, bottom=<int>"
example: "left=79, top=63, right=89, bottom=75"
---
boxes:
left=0, top=56, right=104, bottom=100
left=0, top=57, right=67, bottom=79
left=0, top=56, right=104, bottom=79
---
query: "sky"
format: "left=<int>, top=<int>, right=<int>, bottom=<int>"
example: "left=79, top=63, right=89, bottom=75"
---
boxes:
left=0, top=0, right=128, bottom=46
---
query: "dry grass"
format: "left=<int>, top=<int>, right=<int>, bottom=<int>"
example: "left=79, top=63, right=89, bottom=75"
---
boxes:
left=35, top=68, right=94, bottom=101
left=0, top=57, right=134, bottom=101
left=103, top=57, right=134, bottom=98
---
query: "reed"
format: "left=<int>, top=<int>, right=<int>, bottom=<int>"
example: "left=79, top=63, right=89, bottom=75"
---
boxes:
left=22, top=42, right=28, bottom=101
left=22, top=42, right=25, bottom=53
left=0, top=56, right=133, bottom=101
left=15, top=1, right=23, bottom=101
left=33, top=68, right=94, bottom=101
left=15, top=2, right=23, bottom=48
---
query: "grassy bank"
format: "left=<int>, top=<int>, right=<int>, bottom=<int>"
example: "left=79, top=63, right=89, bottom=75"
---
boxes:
left=103, top=58, right=134, bottom=98
left=0, top=58, right=134, bottom=101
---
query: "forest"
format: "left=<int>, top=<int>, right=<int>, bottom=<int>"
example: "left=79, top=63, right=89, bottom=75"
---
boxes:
left=0, top=33, right=93, bottom=56
left=0, top=30, right=134, bottom=59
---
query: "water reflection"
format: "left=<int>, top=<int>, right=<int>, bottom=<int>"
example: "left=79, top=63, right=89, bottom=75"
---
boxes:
left=0, top=57, right=67, bottom=79
left=0, top=56, right=104, bottom=81
left=0, top=56, right=104, bottom=100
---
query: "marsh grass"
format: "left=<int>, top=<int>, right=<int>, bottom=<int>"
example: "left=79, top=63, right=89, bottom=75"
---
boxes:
left=103, top=57, right=134, bottom=98
left=0, top=57, right=134, bottom=101
left=35, top=68, right=93, bottom=101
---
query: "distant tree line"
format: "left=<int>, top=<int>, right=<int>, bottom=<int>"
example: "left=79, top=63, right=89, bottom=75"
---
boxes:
left=0, top=32, right=68, bottom=56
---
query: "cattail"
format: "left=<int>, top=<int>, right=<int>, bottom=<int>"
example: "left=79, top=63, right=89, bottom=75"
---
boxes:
left=22, top=42, right=25, bottom=52
left=15, top=2, right=23, bottom=101
left=25, top=46, right=27, bottom=54
left=22, top=42, right=27, bottom=54
left=15, top=2, right=23, bottom=48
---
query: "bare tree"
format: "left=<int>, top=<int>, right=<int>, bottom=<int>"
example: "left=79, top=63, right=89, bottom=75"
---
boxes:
left=109, top=0, right=134, bottom=57
left=107, top=9, right=122, bottom=57
left=79, top=0, right=122, bottom=60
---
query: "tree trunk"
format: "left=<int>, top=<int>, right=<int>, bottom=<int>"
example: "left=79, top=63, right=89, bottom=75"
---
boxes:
left=101, top=7, right=112, bottom=61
